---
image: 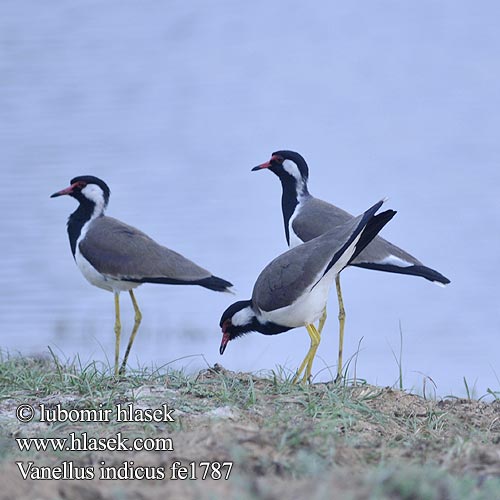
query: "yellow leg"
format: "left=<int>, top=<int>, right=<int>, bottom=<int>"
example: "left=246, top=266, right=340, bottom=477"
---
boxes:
left=304, top=325, right=321, bottom=382
left=292, top=324, right=321, bottom=384
left=335, top=275, right=346, bottom=383
left=119, top=290, right=142, bottom=375
left=318, top=307, right=327, bottom=335
left=113, top=292, right=121, bottom=377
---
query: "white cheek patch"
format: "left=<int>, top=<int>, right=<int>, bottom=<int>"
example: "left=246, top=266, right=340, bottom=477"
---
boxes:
left=81, top=184, right=106, bottom=217
left=282, top=160, right=302, bottom=181
left=232, top=306, right=254, bottom=327
left=282, top=159, right=306, bottom=194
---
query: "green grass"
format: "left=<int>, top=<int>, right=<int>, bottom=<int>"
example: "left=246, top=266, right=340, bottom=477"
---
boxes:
left=0, top=351, right=499, bottom=500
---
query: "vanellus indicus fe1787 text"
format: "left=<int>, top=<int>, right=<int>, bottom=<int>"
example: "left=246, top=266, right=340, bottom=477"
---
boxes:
left=253, top=150, right=450, bottom=381
left=51, top=176, right=233, bottom=376
left=219, top=199, right=395, bottom=384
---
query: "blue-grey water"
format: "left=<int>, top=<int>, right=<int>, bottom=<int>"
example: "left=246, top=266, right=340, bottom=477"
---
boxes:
left=1, top=1, right=499, bottom=398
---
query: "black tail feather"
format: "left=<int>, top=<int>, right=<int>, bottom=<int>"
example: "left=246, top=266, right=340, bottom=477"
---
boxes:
left=324, top=201, right=394, bottom=276
left=125, top=275, right=233, bottom=291
left=354, top=262, right=450, bottom=284
left=196, top=275, right=234, bottom=292
left=349, top=209, right=397, bottom=265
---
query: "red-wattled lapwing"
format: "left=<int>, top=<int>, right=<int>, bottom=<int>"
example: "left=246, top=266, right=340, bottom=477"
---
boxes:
left=219, top=199, right=396, bottom=383
left=252, top=150, right=450, bottom=381
left=51, top=175, right=233, bottom=376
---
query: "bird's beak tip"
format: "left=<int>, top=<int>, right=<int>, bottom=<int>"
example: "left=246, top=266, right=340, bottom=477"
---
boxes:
left=219, top=332, right=230, bottom=355
left=251, top=161, right=271, bottom=172
left=50, top=185, right=74, bottom=198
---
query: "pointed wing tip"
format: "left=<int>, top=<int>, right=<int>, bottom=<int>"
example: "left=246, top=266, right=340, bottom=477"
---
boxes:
left=434, top=280, right=450, bottom=288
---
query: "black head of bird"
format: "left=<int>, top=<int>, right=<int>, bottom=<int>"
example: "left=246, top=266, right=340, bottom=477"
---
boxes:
left=219, top=300, right=290, bottom=355
left=252, top=150, right=309, bottom=192
left=51, top=175, right=111, bottom=206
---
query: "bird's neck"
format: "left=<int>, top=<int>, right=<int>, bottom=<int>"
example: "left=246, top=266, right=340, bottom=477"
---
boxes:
left=67, top=198, right=104, bottom=257
left=280, top=175, right=309, bottom=245
left=232, top=303, right=291, bottom=337
left=251, top=305, right=292, bottom=335
left=255, top=318, right=292, bottom=336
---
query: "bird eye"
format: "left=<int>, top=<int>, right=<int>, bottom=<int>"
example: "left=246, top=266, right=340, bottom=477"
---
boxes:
left=272, top=155, right=284, bottom=165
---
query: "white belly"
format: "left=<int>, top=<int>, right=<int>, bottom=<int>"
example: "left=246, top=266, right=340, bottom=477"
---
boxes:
left=75, top=246, right=140, bottom=293
left=262, top=274, right=332, bottom=328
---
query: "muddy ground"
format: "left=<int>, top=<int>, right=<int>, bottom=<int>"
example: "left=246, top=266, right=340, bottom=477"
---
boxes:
left=0, top=363, right=499, bottom=499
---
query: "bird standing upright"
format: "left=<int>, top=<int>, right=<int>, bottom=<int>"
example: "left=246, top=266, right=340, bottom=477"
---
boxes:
left=220, top=199, right=396, bottom=383
left=51, top=175, right=233, bottom=376
left=252, top=150, right=450, bottom=381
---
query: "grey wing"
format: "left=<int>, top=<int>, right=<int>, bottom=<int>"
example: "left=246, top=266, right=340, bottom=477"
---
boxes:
left=294, top=197, right=422, bottom=266
left=251, top=240, right=329, bottom=312
left=292, top=197, right=353, bottom=242
left=351, top=233, right=422, bottom=266
left=254, top=199, right=397, bottom=312
left=79, top=216, right=212, bottom=282
left=251, top=215, right=365, bottom=313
